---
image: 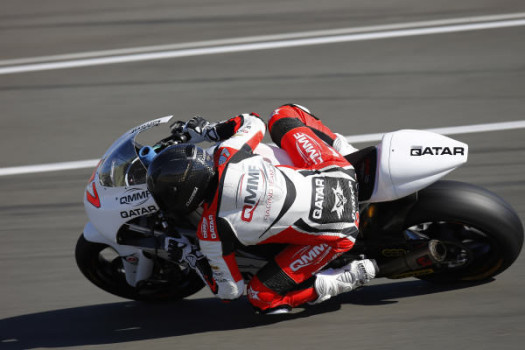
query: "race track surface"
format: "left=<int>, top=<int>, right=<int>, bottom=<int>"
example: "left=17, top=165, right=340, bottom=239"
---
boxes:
left=1, top=1, right=525, bottom=349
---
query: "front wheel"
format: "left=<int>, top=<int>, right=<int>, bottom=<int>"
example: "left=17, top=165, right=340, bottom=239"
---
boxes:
left=405, top=181, right=523, bottom=283
left=75, top=234, right=204, bottom=301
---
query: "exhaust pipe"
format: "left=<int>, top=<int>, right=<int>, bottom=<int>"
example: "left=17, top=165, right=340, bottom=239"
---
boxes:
left=377, top=240, right=447, bottom=278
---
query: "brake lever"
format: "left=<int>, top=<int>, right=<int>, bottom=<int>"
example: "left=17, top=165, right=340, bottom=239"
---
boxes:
left=157, top=131, right=189, bottom=147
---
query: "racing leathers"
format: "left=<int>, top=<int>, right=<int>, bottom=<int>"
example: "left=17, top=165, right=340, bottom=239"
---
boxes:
left=191, top=105, right=360, bottom=312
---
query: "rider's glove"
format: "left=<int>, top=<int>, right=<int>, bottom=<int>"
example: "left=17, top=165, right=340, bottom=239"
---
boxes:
left=169, top=120, right=185, bottom=135
left=165, top=235, right=205, bottom=270
left=167, top=120, right=189, bottom=144
left=182, top=116, right=220, bottom=143
left=165, top=235, right=224, bottom=297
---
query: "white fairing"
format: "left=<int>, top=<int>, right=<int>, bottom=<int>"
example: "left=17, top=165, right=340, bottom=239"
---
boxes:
left=83, top=222, right=154, bottom=287
left=84, top=116, right=173, bottom=240
left=369, top=130, right=468, bottom=202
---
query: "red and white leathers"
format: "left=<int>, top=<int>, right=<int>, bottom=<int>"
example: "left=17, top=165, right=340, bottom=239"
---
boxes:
left=196, top=105, right=359, bottom=312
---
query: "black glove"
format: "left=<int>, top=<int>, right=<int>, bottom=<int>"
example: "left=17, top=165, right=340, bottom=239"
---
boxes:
left=166, top=120, right=189, bottom=144
left=165, top=235, right=219, bottom=294
left=169, top=120, right=185, bottom=135
left=165, top=235, right=205, bottom=269
left=182, top=116, right=219, bottom=143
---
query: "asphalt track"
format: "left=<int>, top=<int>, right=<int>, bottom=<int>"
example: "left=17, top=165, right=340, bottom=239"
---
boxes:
left=1, top=1, right=525, bottom=349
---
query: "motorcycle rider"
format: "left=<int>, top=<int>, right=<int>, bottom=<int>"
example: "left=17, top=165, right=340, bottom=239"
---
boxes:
left=146, top=104, right=378, bottom=314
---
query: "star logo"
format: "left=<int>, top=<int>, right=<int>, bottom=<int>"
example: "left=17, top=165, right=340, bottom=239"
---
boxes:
left=247, top=286, right=260, bottom=300
left=331, top=181, right=347, bottom=219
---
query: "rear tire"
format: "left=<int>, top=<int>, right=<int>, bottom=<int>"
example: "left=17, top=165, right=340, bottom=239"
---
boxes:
left=405, top=181, right=523, bottom=283
left=75, top=234, right=204, bottom=301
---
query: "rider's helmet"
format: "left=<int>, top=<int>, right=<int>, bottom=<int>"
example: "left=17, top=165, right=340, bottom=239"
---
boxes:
left=146, top=144, right=216, bottom=214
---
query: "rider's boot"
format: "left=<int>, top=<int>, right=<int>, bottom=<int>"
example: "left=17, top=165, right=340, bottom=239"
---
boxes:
left=312, top=259, right=378, bottom=304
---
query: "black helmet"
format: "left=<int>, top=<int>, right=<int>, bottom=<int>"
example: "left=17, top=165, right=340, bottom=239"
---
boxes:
left=146, top=144, right=216, bottom=214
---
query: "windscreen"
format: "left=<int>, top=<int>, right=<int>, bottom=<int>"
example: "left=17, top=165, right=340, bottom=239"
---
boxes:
left=96, top=115, right=174, bottom=187
left=98, top=137, right=146, bottom=187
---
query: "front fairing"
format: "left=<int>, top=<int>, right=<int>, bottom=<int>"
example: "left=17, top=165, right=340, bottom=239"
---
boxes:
left=84, top=116, right=173, bottom=241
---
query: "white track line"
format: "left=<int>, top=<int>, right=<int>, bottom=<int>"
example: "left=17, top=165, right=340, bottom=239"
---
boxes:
left=1, top=13, right=525, bottom=75
left=2, top=12, right=524, bottom=68
left=345, top=120, right=525, bottom=143
left=1, top=120, right=524, bottom=176
left=0, top=160, right=100, bottom=177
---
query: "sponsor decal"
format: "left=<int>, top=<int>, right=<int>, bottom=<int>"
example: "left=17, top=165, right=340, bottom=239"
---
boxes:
left=247, top=286, right=260, bottom=301
left=86, top=182, right=101, bottom=208
left=330, top=181, right=347, bottom=219
left=381, top=248, right=408, bottom=258
left=417, top=255, right=433, bottom=267
left=118, top=188, right=150, bottom=206
left=290, top=244, right=331, bottom=272
left=241, top=165, right=261, bottom=222
left=263, top=165, right=276, bottom=221
left=185, top=187, right=199, bottom=207
left=240, top=124, right=252, bottom=133
left=232, top=124, right=252, bottom=137
left=410, top=146, right=465, bottom=156
left=310, top=176, right=356, bottom=224
left=350, top=180, right=358, bottom=225
left=120, top=205, right=157, bottom=218
left=212, top=270, right=229, bottom=283
left=208, top=215, right=217, bottom=239
left=199, top=215, right=218, bottom=240
left=293, top=132, right=323, bottom=165
left=201, top=217, right=208, bottom=239
left=129, top=120, right=162, bottom=134
left=264, top=188, right=274, bottom=221
left=312, top=178, right=325, bottom=220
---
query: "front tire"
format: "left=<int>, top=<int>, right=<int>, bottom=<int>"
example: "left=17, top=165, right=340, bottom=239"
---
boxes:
left=405, top=181, right=523, bottom=283
left=75, top=234, right=204, bottom=301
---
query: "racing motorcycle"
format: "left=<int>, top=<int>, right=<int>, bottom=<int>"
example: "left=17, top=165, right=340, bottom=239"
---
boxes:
left=76, top=116, right=524, bottom=302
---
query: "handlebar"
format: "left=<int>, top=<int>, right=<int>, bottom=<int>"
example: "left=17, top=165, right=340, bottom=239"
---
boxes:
left=138, top=125, right=190, bottom=167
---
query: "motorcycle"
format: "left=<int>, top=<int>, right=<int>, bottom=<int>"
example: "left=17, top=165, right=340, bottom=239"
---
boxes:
left=76, top=115, right=524, bottom=302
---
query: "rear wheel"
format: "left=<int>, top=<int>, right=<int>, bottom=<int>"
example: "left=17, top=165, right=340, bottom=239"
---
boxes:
left=75, top=234, right=204, bottom=301
left=405, top=181, right=523, bottom=283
